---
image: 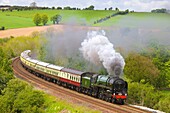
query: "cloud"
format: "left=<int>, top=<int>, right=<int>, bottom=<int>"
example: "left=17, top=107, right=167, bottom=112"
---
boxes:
left=0, top=0, right=170, bottom=12
left=0, top=0, right=10, bottom=4
left=124, top=0, right=170, bottom=11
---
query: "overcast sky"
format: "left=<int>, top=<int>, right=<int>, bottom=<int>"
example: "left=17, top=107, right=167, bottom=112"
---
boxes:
left=0, top=0, right=170, bottom=12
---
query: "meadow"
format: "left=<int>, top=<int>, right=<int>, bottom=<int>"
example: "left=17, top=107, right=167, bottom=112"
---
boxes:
left=95, top=12, right=170, bottom=28
left=0, top=9, right=170, bottom=29
left=0, top=10, right=115, bottom=29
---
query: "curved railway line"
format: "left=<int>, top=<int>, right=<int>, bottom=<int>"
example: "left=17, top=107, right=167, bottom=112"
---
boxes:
left=12, top=57, right=150, bottom=113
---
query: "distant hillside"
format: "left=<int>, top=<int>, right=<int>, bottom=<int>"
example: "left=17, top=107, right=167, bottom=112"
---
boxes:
left=0, top=9, right=170, bottom=29
left=94, top=12, right=170, bottom=29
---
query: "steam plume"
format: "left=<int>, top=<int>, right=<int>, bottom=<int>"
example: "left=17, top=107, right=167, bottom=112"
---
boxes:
left=79, top=30, right=125, bottom=76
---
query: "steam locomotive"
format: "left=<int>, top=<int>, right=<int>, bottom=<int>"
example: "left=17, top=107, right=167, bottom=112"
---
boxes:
left=20, top=50, right=128, bottom=104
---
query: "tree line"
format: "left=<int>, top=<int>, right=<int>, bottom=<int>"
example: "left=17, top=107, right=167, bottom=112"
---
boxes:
left=151, top=8, right=169, bottom=13
left=1, top=6, right=50, bottom=12
left=0, top=5, right=95, bottom=12
left=1, top=4, right=132, bottom=12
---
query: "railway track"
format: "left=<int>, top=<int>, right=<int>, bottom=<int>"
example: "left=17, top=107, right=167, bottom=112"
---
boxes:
left=12, top=57, right=150, bottom=113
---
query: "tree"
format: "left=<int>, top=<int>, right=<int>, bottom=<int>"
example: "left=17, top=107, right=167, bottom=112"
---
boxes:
left=64, top=6, right=71, bottom=10
left=88, top=5, right=94, bottom=10
left=13, top=89, right=45, bottom=113
left=2, top=9, right=5, bottom=12
left=0, top=79, right=30, bottom=112
left=141, top=42, right=170, bottom=88
left=0, top=69, right=13, bottom=94
left=128, top=81, right=162, bottom=107
left=52, top=6, right=55, bottom=10
left=33, top=13, right=41, bottom=26
left=30, top=2, right=37, bottom=8
left=72, top=7, right=76, bottom=10
left=109, top=7, right=112, bottom=10
left=125, top=9, right=129, bottom=13
left=0, top=79, right=46, bottom=113
left=50, top=14, right=62, bottom=24
left=57, top=7, right=62, bottom=10
left=124, top=53, right=160, bottom=85
left=115, top=7, right=119, bottom=11
left=41, top=14, right=48, bottom=25
left=154, top=96, right=170, bottom=113
left=151, top=8, right=167, bottom=13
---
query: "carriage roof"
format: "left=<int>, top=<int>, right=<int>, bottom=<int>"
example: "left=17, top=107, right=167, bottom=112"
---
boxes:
left=37, top=61, right=49, bottom=67
left=47, top=64, right=64, bottom=70
left=61, top=68, right=84, bottom=75
left=28, top=58, right=40, bottom=64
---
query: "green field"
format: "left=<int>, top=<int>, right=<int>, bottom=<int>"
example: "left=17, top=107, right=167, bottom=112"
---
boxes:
left=95, top=12, right=170, bottom=28
left=0, top=10, right=170, bottom=29
left=0, top=10, right=115, bottom=29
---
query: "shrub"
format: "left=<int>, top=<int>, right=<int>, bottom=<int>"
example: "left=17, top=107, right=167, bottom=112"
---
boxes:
left=0, top=79, right=46, bottom=113
left=41, top=14, right=48, bottom=25
left=50, top=14, right=62, bottom=24
left=124, top=53, right=159, bottom=85
left=154, top=95, right=170, bottom=113
left=33, top=13, right=42, bottom=26
left=0, top=26, right=5, bottom=30
left=128, top=81, right=162, bottom=108
left=1, top=26, right=5, bottom=30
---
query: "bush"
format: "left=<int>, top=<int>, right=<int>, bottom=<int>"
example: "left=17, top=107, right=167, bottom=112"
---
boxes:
left=0, top=79, right=46, bottom=113
left=124, top=53, right=159, bottom=85
left=154, top=95, right=170, bottom=113
left=0, top=26, right=5, bottom=30
left=41, top=14, right=48, bottom=25
left=128, top=81, right=162, bottom=108
left=50, top=14, right=62, bottom=24
left=33, top=13, right=42, bottom=26
left=1, top=26, right=5, bottom=30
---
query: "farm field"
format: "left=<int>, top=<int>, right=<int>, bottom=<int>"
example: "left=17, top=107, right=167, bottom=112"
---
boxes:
left=0, top=10, right=170, bottom=29
left=95, top=12, right=170, bottom=29
left=0, top=10, right=115, bottom=29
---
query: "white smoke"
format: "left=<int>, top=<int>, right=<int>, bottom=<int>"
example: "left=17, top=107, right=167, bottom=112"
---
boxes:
left=79, top=30, right=125, bottom=76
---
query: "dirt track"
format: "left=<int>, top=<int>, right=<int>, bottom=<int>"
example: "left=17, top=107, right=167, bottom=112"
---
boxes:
left=0, top=25, right=66, bottom=38
left=0, top=25, right=101, bottom=38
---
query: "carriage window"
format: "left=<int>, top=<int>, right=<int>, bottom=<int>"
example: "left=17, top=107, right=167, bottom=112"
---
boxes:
left=55, top=72, right=58, bottom=75
left=53, top=71, right=55, bottom=75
